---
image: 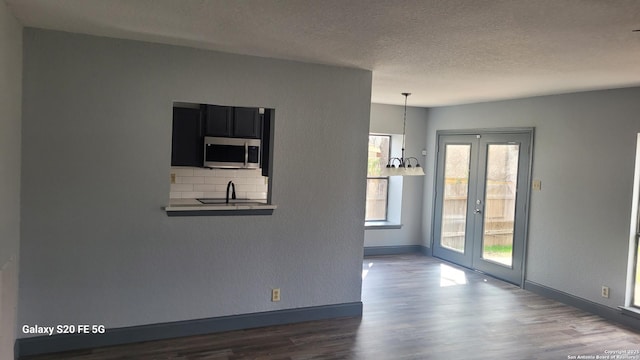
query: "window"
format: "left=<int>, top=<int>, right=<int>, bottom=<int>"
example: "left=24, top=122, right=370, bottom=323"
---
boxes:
left=366, top=135, right=390, bottom=221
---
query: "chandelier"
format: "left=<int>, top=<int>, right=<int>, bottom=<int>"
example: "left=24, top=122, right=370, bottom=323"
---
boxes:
left=380, top=93, right=425, bottom=176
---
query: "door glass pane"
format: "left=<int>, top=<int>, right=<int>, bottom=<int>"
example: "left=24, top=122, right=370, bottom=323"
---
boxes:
left=634, top=240, right=640, bottom=307
left=482, top=144, right=520, bottom=267
left=441, top=145, right=471, bottom=253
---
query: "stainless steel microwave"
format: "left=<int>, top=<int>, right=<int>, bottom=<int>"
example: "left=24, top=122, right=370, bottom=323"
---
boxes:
left=203, top=137, right=261, bottom=169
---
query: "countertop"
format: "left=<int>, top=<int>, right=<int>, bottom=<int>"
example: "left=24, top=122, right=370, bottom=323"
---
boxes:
left=165, top=198, right=277, bottom=215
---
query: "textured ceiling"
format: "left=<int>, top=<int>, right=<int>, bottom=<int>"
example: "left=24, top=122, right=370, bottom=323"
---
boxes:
left=6, top=0, right=640, bottom=106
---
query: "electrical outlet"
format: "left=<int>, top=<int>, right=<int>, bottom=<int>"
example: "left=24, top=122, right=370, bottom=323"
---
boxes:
left=170, top=173, right=176, bottom=184
left=601, top=286, right=610, bottom=298
left=271, top=288, right=281, bottom=302
left=532, top=179, right=542, bottom=191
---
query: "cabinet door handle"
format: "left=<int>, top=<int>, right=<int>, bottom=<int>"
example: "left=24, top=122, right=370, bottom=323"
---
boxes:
left=244, top=142, right=248, bottom=168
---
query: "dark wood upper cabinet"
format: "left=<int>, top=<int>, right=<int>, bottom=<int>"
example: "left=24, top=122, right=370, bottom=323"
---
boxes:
left=232, top=107, right=262, bottom=138
left=172, top=104, right=268, bottom=169
left=205, top=105, right=262, bottom=139
left=171, top=107, right=204, bottom=167
left=205, top=105, right=233, bottom=137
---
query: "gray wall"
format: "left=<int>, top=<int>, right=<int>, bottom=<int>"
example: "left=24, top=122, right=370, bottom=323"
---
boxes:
left=365, top=103, right=427, bottom=247
left=0, top=1, right=22, bottom=358
left=0, top=0, right=21, bottom=270
left=423, top=88, right=640, bottom=307
left=19, top=29, right=372, bottom=333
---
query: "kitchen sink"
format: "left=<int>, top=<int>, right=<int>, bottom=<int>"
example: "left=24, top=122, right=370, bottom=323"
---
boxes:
left=197, top=198, right=267, bottom=205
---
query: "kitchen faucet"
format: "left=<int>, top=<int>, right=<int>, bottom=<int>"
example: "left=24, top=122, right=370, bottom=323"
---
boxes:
left=226, top=181, right=236, bottom=204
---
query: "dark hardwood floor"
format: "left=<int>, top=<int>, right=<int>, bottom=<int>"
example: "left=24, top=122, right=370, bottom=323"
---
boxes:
left=23, top=254, right=640, bottom=359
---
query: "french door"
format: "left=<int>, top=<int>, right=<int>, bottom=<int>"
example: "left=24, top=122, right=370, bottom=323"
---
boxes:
left=432, top=130, right=532, bottom=285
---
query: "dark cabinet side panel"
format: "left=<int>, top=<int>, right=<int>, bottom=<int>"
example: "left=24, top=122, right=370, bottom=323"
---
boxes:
left=261, top=109, right=272, bottom=177
left=171, top=107, right=204, bottom=167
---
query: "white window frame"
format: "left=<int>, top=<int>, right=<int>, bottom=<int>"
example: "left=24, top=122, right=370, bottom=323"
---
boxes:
left=366, top=135, right=391, bottom=222
left=365, top=134, right=404, bottom=227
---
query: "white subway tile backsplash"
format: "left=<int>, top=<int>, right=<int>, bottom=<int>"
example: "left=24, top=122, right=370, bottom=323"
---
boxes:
left=246, top=192, right=268, bottom=199
left=215, top=170, right=237, bottom=177
left=236, top=170, right=261, bottom=178
left=171, top=167, right=195, bottom=176
left=171, top=184, right=194, bottom=192
left=236, top=184, right=256, bottom=192
left=181, top=192, right=205, bottom=199
left=177, top=176, right=205, bottom=184
left=214, top=185, right=230, bottom=192
left=193, top=184, right=218, bottom=192
left=193, top=168, right=216, bottom=177
left=170, top=166, right=269, bottom=199
left=246, top=177, right=267, bottom=185
left=203, top=192, right=226, bottom=198
left=204, top=177, right=230, bottom=185
left=227, top=177, right=241, bottom=184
